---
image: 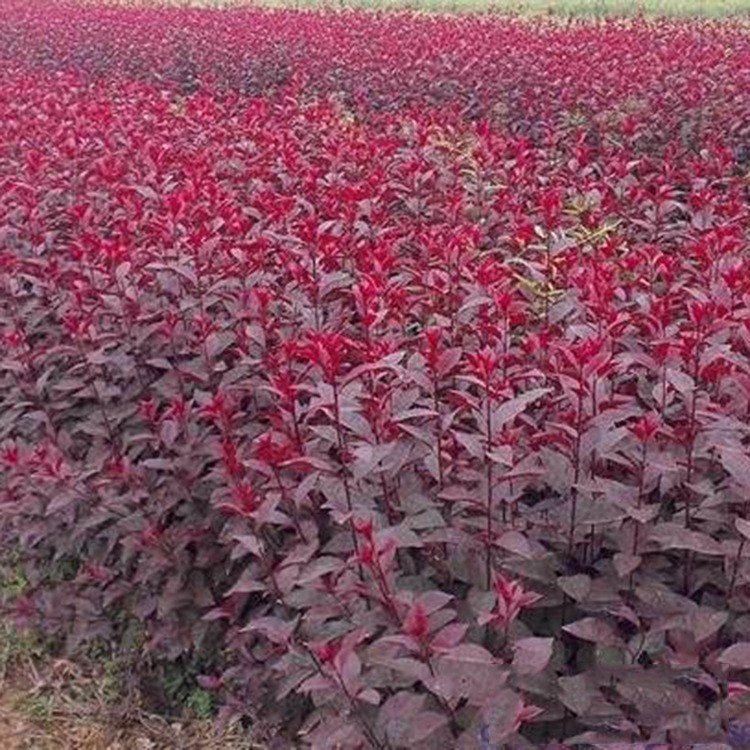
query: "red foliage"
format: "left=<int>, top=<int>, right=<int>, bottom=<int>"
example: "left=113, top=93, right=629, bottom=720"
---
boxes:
left=2, top=2, right=750, bottom=747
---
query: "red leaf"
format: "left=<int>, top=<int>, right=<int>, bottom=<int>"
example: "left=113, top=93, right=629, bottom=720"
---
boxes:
left=430, top=623, right=469, bottom=651
left=493, top=388, right=552, bottom=429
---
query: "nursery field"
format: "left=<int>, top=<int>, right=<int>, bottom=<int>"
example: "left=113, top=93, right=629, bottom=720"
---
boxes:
left=2, top=2, right=750, bottom=748
left=91, top=0, right=750, bottom=18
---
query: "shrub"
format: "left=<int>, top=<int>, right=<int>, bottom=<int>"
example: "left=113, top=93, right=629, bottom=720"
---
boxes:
left=2, top=3, right=750, bottom=747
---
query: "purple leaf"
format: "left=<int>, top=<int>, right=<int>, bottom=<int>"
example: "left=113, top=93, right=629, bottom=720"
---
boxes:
left=563, top=617, right=621, bottom=647
left=512, top=637, right=554, bottom=676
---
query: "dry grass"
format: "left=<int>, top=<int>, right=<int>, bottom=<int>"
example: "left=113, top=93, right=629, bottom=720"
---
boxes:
left=0, top=650, right=264, bottom=750
left=0, top=560, right=266, bottom=749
